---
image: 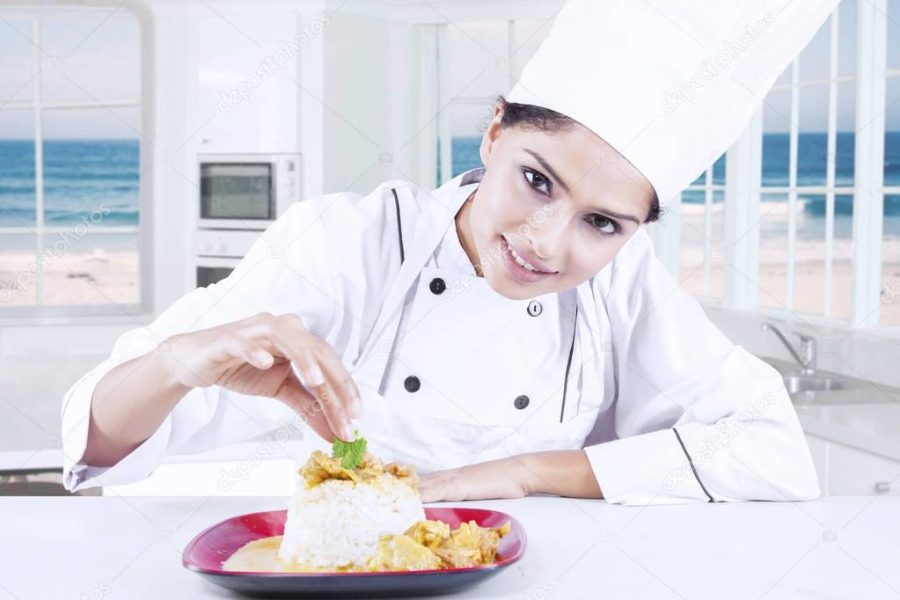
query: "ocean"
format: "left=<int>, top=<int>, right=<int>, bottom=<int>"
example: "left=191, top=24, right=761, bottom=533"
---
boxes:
left=1, top=134, right=899, bottom=241
left=0, top=139, right=139, bottom=228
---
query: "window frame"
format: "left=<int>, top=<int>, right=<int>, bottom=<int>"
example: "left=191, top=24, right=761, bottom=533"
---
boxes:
left=647, top=1, right=900, bottom=340
left=429, top=17, right=555, bottom=186
left=0, top=6, right=151, bottom=323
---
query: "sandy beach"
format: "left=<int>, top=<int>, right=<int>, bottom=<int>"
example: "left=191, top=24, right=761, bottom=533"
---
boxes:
left=0, top=248, right=139, bottom=306
left=679, top=259, right=900, bottom=325
left=679, top=202, right=900, bottom=326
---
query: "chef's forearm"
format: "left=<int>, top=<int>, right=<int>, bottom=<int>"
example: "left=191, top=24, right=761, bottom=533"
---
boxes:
left=517, top=450, right=604, bottom=499
left=81, top=350, right=191, bottom=468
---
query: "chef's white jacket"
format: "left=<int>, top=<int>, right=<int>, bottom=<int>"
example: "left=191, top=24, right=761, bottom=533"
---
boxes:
left=61, top=168, right=820, bottom=505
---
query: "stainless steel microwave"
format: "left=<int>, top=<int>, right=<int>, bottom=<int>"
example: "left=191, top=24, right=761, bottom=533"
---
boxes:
left=198, top=153, right=301, bottom=230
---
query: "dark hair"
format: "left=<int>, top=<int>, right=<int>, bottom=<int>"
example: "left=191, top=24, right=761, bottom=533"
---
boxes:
left=495, top=96, right=662, bottom=224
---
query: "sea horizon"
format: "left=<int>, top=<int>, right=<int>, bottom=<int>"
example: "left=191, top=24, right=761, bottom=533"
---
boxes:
left=1, top=134, right=899, bottom=243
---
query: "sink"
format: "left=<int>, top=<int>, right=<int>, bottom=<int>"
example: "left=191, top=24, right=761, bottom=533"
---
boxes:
left=761, top=357, right=865, bottom=392
left=759, top=356, right=887, bottom=403
left=783, top=374, right=848, bottom=394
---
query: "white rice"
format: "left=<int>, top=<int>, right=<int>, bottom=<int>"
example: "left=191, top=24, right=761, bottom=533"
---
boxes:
left=277, top=472, right=425, bottom=569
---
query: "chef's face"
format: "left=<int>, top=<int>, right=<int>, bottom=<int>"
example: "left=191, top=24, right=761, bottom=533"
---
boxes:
left=458, top=107, right=656, bottom=300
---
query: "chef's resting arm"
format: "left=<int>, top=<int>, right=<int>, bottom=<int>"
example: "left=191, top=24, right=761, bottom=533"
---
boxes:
left=418, top=450, right=603, bottom=502
left=520, top=450, right=603, bottom=498
left=581, top=230, right=820, bottom=505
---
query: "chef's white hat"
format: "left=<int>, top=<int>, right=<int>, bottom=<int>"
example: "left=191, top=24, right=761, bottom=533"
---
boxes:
left=506, top=0, right=840, bottom=207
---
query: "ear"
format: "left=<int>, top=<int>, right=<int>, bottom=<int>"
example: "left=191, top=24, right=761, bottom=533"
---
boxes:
left=479, top=103, right=504, bottom=166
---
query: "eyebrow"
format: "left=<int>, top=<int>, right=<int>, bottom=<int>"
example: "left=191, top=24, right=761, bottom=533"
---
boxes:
left=523, top=148, right=643, bottom=225
left=524, top=148, right=571, bottom=193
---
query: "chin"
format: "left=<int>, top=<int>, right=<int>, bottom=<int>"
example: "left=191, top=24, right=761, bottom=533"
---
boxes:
left=484, top=270, right=559, bottom=300
left=486, top=280, right=526, bottom=300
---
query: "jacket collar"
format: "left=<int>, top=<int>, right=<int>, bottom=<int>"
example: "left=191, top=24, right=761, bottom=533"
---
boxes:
left=350, top=169, right=484, bottom=384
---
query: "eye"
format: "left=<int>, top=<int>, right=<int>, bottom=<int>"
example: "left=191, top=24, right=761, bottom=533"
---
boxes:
left=585, top=213, right=620, bottom=235
left=521, top=167, right=552, bottom=196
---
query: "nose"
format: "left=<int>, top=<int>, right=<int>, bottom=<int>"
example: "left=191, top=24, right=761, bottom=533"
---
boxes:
left=528, top=212, right=567, bottom=262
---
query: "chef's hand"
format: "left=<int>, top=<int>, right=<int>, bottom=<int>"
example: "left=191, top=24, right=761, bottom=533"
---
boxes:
left=163, top=312, right=360, bottom=441
left=418, top=457, right=531, bottom=503
left=419, top=451, right=604, bottom=501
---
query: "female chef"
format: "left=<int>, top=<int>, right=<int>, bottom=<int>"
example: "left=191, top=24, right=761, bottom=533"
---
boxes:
left=61, top=0, right=838, bottom=505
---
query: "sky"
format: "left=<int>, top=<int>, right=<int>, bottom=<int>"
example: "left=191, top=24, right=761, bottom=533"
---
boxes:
left=0, top=11, right=141, bottom=139
left=1, top=1, right=900, bottom=141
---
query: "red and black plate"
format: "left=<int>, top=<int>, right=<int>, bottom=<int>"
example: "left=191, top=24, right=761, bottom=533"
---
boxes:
left=182, top=507, right=527, bottom=598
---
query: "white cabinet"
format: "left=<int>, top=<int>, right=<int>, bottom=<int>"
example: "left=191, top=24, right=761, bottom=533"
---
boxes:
left=195, top=13, right=300, bottom=154
left=805, top=433, right=900, bottom=496
left=804, top=434, right=830, bottom=493
left=190, top=9, right=395, bottom=196
left=828, top=441, right=900, bottom=496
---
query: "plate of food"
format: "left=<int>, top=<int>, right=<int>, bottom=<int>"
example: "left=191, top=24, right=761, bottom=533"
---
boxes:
left=182, top=435, right=526, bottom=598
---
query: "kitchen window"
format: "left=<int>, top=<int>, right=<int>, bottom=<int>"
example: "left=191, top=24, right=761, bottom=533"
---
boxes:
left=679, top=0, right=899, bottom=335
left=667, top=159, right=729, bottom=302
left=0, top=8, right=146, bottom=319
left=423, top=14, right=558, bottom=186
left=754, top=0, right=859, bottom=323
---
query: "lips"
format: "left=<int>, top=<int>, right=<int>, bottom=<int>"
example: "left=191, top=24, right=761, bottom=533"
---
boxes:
left=497, top=236, right=557, bottom=285
left=502, top=235, right=557, bottom=274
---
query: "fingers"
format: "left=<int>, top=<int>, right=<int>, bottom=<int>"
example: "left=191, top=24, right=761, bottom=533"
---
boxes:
left=243, top=313, right=360, bottom=442
left=274, top=373, right=336, bottom=441
left=274, top=335, right=354, bottom=442
left=315, top=349, right=362, bottom=418
left=216, top=335, right=273, bottom=373
left=294, top=359, right=354, bottom=442
left=238, top=341, right=274, bottom=370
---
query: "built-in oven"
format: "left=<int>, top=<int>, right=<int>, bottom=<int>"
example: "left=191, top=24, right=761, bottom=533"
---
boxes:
left=194, top=220, right=271, bottom=288
left=198, top=153, right=301, bottom=230
left=196, top=257, right=241, bottom=288
left=194, top=153, right=301, bottom=288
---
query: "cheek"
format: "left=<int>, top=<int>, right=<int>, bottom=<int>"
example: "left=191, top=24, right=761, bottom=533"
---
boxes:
left=563, top=252, right=599, bottom=282
left=564, top=235, right=624, bottom=280
left=475, top=183, right=529, bottom=233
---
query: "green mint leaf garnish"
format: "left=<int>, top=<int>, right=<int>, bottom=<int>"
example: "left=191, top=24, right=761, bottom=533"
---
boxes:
left=332, top=430, right=367, bottom=470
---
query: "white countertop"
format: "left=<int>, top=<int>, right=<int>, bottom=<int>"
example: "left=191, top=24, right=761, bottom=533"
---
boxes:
left=2, top=495, right=899, bottom=599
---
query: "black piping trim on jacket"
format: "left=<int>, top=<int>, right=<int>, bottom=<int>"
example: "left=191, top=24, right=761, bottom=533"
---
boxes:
left=559, top=303, right=579, bottom=423
left=391, top=188, right=405, bottom=264
left=673, top=427, right=714, bottom=502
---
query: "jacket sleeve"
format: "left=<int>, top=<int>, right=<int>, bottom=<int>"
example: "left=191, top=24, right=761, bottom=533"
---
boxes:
left=60, top=197, right=346, bottom=493
left=583, top=229, right=820, bottom=505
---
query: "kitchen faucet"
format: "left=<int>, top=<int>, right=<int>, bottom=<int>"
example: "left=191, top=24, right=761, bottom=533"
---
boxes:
left=761, top=322, right=818, bottom=375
